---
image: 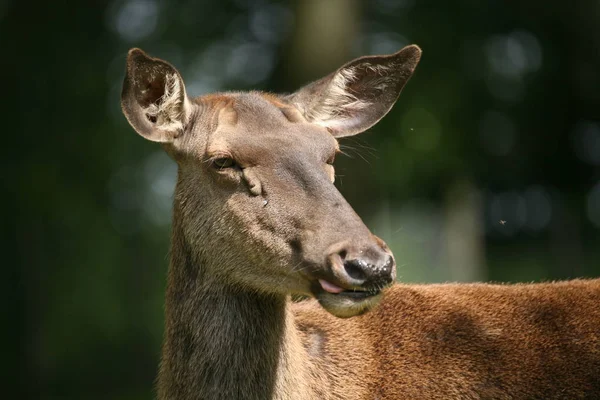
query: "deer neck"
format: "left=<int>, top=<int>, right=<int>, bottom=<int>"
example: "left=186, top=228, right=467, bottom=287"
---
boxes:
left=157, top=209, right=309, bottom=400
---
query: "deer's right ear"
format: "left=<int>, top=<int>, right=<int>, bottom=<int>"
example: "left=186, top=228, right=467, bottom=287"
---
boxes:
left=121, top=48, right=192, bottom=143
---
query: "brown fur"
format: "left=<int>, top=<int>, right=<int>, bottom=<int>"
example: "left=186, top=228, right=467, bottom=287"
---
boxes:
left=120, top=47, right=600, bottom=399
left=289, top=280, right=600, bottom=399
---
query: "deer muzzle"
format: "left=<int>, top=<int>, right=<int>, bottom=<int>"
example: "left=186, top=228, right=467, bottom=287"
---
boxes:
left=311, top=239, right=396, bottom=318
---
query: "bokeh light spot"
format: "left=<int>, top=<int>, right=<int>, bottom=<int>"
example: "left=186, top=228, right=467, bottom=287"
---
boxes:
left=112, top=0, right=159, bottom=42
left=572, top=120, right=600, bottom=165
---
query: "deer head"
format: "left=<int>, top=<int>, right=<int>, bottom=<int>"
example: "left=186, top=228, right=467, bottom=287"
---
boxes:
left=121, top=45, right=421, bottom=318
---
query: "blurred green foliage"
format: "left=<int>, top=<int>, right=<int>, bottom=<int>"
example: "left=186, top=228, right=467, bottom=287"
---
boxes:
left=3, top=0, right=600, bottom=398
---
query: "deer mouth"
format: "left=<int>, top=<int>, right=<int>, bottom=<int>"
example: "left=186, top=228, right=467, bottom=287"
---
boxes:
left=318, top=279, right=382, bottom=299
left=312, top=279, right=385, bottom=318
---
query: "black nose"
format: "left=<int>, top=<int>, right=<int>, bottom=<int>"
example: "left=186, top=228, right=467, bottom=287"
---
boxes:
left=342, top=253, right=395, bottom=286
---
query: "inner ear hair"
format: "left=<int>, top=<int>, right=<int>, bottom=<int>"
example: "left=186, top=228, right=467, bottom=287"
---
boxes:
left=142, top=73, right=186, bottom=132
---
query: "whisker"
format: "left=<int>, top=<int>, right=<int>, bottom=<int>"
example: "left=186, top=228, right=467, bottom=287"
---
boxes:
left=391, top=226, right=404, bottom=237
left=276, top=259, right=305, bottom=287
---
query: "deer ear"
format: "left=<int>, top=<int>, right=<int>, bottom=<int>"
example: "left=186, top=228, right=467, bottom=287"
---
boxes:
left=121, top=48, right=192, bottom=143
left=287, top=45, right=422, bottom=138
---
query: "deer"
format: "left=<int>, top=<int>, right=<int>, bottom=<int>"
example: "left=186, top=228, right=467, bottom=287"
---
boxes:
left=120, top=45, right=600, bottom=399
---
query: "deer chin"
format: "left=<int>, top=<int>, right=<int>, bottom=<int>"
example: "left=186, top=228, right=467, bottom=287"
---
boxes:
left=312, top=282, right=385, bottom=318
left=316, top=290, right=383, bottom=318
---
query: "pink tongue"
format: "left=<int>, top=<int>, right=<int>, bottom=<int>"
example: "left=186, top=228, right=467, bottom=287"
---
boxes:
left=319, top=279, right=344, bottom=294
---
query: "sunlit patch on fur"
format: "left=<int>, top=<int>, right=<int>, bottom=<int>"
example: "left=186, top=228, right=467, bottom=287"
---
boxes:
left=301, top=328, right=325, bottom=358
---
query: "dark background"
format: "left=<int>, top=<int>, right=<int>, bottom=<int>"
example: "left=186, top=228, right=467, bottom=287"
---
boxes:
left=4, top=0, right=600, bottom=398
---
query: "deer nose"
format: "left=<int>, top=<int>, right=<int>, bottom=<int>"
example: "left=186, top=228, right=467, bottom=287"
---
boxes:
left=330, top=246, right=395, bottom=287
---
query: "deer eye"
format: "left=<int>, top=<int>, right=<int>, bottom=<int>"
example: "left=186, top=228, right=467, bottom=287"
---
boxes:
left=211, top=157, right=237, bottom=170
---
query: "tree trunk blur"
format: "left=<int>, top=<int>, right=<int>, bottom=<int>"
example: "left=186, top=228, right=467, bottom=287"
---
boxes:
left=443, top=180, right=486, bottom=282
left=274, top=0, right=361, bottom=91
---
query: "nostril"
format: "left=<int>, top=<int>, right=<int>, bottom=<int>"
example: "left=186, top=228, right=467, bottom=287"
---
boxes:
left=338, top=250, right=347, bottom=260
left=343, top=258, right=369, bottom=283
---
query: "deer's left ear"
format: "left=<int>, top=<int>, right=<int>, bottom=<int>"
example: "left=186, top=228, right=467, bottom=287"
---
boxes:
left=287, top=45, right=422, bottom=138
